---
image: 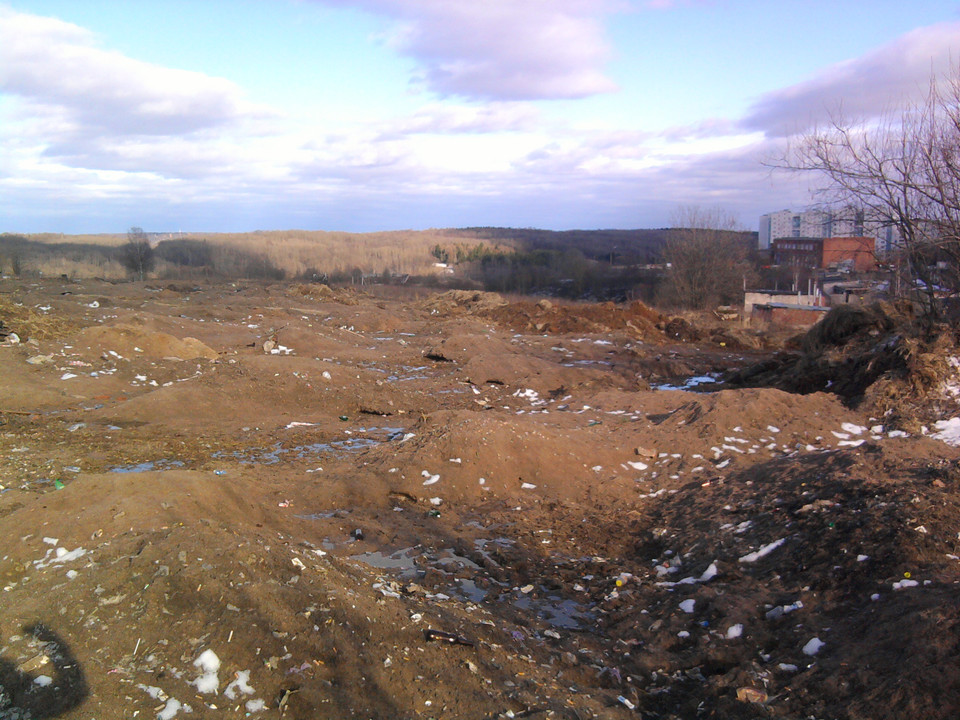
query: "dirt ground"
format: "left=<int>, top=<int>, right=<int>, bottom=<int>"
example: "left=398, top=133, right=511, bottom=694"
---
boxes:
left=1, top=279, right=959, bottom=720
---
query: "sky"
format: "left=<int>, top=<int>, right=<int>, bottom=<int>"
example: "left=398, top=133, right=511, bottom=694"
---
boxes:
left=2, top=0, right=960, bottom=234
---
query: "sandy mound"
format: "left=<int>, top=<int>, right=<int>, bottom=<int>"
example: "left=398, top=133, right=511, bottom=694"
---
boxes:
left=481, top=299, right=663, bottom=339
left=6, top=278, right=960, bottom=720
left=366, top=409, right=637, bottom=505
left=287, top=283, right=360, bottom=305
left=420, top=290, right=508, bottom=316
left=425, top=332, right=615, bottom=392
left=76, top=323, right=218, bottom=360
left=0, top=352, right=75, bottom=411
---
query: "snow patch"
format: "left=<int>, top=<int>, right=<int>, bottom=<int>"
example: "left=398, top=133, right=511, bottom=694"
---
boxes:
left=224, top=670, right=255, bottom=700
left=739, top=538, right=786, bottom=563
left=191, top=649, right=220, bottom=694
left=931, top=418, right=960, bottom=447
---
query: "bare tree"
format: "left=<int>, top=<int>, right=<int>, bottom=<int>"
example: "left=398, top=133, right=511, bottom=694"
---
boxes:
left=120, top=226, right=155, bottom=281
left=781, top=66, right=960, bottom=324
left=660, top=206, right=754, bottom=310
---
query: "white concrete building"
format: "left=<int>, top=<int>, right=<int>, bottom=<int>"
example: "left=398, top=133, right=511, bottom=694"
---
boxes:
left=759, top=208, right=899, bottom=254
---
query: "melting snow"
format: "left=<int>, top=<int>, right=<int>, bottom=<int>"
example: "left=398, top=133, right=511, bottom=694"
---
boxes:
left=739, top=538, right=786, bottom=563
left=678, top=599, right=696, bottom=613
left=158, top=699, right=189, bottom=720
left=191, top=649, right=220, bottom=693
left=224, top=670, right=255, bottom=700
left=932, top=418, right=960, bottom=447
left=802, top=637, right=825, bottom=656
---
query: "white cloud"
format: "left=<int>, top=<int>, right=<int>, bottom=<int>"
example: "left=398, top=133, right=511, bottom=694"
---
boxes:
left=381, top=102, right=541, bottom=137
left=743, top=21, right=960, bottom=137
left=319, top=0, right=619, bottom=100
left=0, top=6, right=264, bottom=138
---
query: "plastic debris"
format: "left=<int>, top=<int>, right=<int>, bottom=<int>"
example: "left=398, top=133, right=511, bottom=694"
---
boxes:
left=424, top=629, right=474, bottom=647
left=736, top=687, right=768, bottom=704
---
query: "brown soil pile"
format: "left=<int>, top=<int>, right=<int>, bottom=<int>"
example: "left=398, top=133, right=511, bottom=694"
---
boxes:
left=2, top=280, right=960, bottom=720
left=287, top=283, right=360, bottom=305
left=481, top=299, right=663, bottom=338
left=725, top=303, right=960, bottom=426
left=76, top=323, right=219, bottom=360
left=420, top=289, right=508, bottom=315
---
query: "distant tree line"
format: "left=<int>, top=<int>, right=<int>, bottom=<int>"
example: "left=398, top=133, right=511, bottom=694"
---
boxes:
left=0, top=233, right=285, bottom=281
left=2, top=222, right=760, bottom=310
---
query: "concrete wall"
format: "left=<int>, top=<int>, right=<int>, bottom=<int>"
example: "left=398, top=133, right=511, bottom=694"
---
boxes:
left=751, top=303, right=830, bottom=328
left=744, top=291, right=823, bottom=315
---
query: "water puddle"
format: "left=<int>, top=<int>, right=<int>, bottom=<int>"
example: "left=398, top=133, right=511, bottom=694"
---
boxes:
left=215, top=426, right=404, bottom=465
left=474, top=538, right=515, bottom=568
left=652, top=374, right=720, bottom=392
left=350, top=541, right=592, bottom=629
left=455, top=578, right=488, bottom=603
left=514, top=595, right=595, bottom=629
left=295, top=509, right=350, bottom=520
left=351, top=547, right=421, bottom=579
left=110, top=459, right=186, bottom=473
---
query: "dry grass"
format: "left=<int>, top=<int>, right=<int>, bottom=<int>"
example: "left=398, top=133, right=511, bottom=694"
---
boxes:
left=187, top=229, right=507, bottom=276
left=21, top=229, right=514, bottom=279
left=26, top=233, right=127, bottom=247
left=0, top=294, right=71, bottom=341
left=864, top=333, right=957, bottom=430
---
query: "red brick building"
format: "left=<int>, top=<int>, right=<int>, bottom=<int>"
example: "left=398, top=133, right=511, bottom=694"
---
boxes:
left=772, top=236, right=877, bottom=272
left=821, top=236, right=877, bottom=272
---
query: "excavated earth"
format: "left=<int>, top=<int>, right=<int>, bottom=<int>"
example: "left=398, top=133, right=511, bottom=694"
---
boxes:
left=1, top=279, right=960, bottom=720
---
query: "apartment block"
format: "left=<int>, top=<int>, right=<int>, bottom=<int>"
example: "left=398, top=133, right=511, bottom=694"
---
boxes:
left=759, top=208, right=898, bottom=253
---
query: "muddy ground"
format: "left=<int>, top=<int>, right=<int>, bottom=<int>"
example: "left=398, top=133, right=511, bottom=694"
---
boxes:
left=1, top=279, right=959, bottom=720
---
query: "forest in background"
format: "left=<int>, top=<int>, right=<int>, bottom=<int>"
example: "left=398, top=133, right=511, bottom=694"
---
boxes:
left=0, top=226, right=759, bottom=304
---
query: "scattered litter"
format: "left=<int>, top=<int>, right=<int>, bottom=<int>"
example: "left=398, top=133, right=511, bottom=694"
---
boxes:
left=765, top=601, right=803, bottom=620
left=424, top=629, right=474, bottom=647
left=893, top=578, right=919, bottom=590
left=802, top=637, right=825, bottom=656
left=736, top=687, right=768, bottom=704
